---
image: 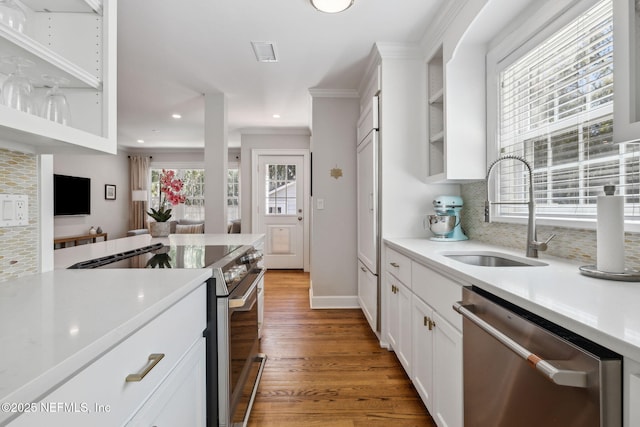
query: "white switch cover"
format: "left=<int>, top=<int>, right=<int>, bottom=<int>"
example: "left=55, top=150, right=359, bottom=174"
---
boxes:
left=316, top=198, right=324, bottom=210
left=0, top=194, right=28, bottom=227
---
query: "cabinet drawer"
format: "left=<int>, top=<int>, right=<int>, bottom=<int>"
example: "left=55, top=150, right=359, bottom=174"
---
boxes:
left=412, top=263, right=462, bottom=331
left=10, top=284, right=207, bottom=427
left=386, top=247, right=411, bottom=287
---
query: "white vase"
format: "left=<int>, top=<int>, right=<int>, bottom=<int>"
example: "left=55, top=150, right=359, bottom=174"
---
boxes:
left=149, top=221, right=170, bottom=237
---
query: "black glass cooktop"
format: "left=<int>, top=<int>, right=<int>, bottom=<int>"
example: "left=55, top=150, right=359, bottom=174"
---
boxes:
left=69, top=244, right=242, bottom=269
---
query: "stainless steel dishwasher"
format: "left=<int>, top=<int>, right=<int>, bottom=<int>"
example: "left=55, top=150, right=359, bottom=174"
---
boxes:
left=453, top=287, right=621, bottom=427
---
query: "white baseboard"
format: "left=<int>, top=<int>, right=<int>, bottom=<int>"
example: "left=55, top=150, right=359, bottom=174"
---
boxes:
left=308, top=282, right=360, bottom=309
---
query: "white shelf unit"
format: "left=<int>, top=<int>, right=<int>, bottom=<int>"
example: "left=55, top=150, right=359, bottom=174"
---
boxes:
left=0, top=0, right=116, bottom=154
left=427, top=46, right=444, bottom=179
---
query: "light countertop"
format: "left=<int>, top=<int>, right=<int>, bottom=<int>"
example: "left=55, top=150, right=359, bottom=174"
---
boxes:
left=54, top=233, right=265, bottom=269
left=0, top=268, right=212, bottom=424
left=385, top=238, right=640, bottom=362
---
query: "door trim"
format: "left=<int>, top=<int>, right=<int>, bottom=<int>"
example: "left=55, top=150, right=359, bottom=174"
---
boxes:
left=251, top=149, right=310, bottom=272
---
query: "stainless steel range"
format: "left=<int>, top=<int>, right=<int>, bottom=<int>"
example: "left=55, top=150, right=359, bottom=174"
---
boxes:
left=69, top=243, right=267, bottom=427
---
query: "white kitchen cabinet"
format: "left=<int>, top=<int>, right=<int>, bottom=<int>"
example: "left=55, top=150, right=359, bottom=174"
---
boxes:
left=358, top=260, right=377, bottom=333
left=357, top=125, right=378, bottom=274
left=0, top=0, right=117, bottom=154
left=386, top=272, right=412, bottom=376
left=625, top=356, right=640, bottom=427
left=432, top=311, right=462, bottom=427
left=126, top=338, right=206, bottom=427
left=411, top=296, right=434, bottom=412
left=384, top=242, right=463, bottom=427
left=613, top=0, right=640, bottom=143
left=9, top=284, right=206, bottom=426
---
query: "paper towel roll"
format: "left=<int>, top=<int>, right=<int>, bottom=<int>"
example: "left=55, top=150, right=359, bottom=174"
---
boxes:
left=596, top=195, right=625, bottom=273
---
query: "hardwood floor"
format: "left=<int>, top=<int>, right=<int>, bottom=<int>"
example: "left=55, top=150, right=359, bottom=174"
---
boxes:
left=248, top=270, right=437, bottom=427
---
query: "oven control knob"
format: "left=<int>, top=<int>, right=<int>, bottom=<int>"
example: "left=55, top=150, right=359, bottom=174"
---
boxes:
left=224, top=269, right=238, bottom=282
left=239, top=251, right=263, bottom=264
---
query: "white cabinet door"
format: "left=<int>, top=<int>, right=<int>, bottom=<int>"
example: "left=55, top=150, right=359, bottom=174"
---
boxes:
left=126, top=338, right=206, bottom=427
left=432, top=312, right=463, bottom=427
left=388, top=276, right=412, bottom=376
left=412, top=296, right=434, bottom=412
left=356, top=129, right=378, bottom=273
left=358, top=260, right=377, bottom=333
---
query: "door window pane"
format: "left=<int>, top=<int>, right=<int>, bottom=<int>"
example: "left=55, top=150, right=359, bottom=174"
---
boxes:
left=265, top=163, right=297, bottom=215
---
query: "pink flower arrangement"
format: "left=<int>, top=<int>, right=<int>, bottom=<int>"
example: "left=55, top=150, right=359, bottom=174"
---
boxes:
left=147, top=169, right=186, bottom=222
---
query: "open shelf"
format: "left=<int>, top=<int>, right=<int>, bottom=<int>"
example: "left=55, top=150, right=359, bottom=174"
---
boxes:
left=22, top=0, right=102, bottom=15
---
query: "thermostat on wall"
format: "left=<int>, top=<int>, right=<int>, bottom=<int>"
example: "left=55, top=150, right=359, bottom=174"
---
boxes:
left=0, top=194, right=28, bottom=227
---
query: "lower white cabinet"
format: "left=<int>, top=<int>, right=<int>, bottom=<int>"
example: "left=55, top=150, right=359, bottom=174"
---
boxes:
left=9, top=284, right=207, bottom=427
left=626, top=357, right=640, bottom=427
left=384, top=243, right=463, bottom=427
left=411, top=296, right=435, bottom=411
left=432, top=311, right=462, bottom=427
left=126, top=338, right=206, bottom=426
left=358, top=261, right=378, bottom=333
left=387, top=272, right=413, bottom=376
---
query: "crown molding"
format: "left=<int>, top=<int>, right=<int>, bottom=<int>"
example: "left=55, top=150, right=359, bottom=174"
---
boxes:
left=308, top=88, right=359, bottom=98
left=375, top=42, right=422, bottom=60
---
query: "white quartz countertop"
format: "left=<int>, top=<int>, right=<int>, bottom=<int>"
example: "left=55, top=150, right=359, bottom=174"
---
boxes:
left=54, top=233, right=265, bottom=269
left=0, top=268, right=211, bottom=424
left=385, top=238, right=640, bottom=362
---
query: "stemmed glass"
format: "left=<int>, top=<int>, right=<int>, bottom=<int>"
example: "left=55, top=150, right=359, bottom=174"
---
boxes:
left=0, top=0, right=26, bottom=33
left=40, top=75, right=72, bottom=125
left=2, top=56, right=34, bottom=113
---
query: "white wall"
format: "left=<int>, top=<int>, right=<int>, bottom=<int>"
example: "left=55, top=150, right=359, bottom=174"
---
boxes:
left=310, top=96, right=360, bottom=298
left=240, top=132, right=311, bottom=232
left=53, top=152, right=130, bottom=240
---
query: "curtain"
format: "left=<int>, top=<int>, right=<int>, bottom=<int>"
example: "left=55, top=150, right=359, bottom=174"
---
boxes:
left=129, top=156, right=150, bottom=230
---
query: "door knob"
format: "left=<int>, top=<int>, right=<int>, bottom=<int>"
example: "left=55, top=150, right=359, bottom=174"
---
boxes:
left=298, top=216, right=303, bottom=221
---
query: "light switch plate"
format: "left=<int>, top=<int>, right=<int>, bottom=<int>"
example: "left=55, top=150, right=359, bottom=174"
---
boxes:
left=0, top=194, right=28, bottom=227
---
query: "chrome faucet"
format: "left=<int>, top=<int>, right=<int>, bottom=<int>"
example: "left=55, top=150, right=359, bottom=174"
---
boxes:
left=485, top=155, right=555, bottom=258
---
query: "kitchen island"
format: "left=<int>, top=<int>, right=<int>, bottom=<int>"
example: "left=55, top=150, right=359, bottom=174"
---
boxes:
left=0, top=268, right=211, bottom=426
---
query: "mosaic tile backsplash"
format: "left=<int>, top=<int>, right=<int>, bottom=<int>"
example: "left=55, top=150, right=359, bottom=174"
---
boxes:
left=0, top=148, right=39, bottom=282
left=460, top=181, right=640, bottom=269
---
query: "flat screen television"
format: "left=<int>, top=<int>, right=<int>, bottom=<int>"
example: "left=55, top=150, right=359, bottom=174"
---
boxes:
left=54, top=174, right=91, bottom=216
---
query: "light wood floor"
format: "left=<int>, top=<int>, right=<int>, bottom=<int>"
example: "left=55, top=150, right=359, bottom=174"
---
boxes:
left=248, top=270, right=437, bottom=427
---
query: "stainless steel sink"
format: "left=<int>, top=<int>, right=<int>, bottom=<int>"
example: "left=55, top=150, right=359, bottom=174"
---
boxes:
left=441, top=251, right=547, bottom=267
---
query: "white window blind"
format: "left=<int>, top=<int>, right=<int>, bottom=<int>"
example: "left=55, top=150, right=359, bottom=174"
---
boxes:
left=496, top=0, right=640, bottom=221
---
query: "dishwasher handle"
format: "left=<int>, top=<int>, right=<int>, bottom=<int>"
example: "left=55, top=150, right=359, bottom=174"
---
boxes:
left=453, top=302, right=588, bottom=388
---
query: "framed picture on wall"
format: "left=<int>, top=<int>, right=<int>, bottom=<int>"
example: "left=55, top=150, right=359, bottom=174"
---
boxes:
left=105, top=184, right=116, bottom=200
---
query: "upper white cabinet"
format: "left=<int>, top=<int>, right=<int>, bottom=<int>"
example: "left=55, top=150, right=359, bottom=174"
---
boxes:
left=613, top=0, right=640, bottom=143
left=0, top=0, right=117, bottom=154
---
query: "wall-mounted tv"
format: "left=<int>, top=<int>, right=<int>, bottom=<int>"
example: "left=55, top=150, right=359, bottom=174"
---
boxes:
left=54, top=174, right=91, bottom=216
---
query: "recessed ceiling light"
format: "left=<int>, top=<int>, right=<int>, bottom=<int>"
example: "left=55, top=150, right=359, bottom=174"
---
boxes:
left=137, top=139, right=145, bottom=144
left=310, top=0, right=354, bottom=13
left=172, top=113, right=182, bottom=119
left=273, top=114, right=281, bottom=119
left=151, top=129, right=160, bottom=133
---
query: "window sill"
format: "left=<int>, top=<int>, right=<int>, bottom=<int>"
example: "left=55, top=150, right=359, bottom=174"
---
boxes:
left=492, top=215, right=640, bottom=233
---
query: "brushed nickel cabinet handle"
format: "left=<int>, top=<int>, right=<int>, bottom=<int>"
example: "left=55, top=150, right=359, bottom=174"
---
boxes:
left=126, top=353, right=165, bottom=382
left=390, top=262, right=400, bottom=268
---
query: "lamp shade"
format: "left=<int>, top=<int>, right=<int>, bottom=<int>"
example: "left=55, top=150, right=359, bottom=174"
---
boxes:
left=132, top=190, right=148, bottom=201
left=310, top=0, right=353, bottom=13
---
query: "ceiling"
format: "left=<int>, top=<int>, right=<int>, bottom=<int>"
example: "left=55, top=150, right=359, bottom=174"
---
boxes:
left=116, top=0, right=445, bottom=150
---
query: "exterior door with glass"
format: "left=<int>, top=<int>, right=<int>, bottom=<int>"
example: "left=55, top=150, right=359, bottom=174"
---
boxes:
left=255, top=155, right=305, bottom=269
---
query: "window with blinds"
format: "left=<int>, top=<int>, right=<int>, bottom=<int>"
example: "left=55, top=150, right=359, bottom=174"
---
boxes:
left=496, top=0, right=640, bottom=221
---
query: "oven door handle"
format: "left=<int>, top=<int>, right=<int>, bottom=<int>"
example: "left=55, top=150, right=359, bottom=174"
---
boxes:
left=229, top=267, right=266, bottom=308
left=453, top=302, right=588, bottom=388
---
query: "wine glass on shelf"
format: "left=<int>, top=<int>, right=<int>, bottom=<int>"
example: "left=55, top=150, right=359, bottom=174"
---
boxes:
left=2, top=56, right=34, bottom=114
left=0, top=0, right=26, bottom=33
left=40, top=75, right=72, bottom=126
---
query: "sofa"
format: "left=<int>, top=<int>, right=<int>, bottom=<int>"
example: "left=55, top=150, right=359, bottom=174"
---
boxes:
left=127, top=219, right=205, bottom=236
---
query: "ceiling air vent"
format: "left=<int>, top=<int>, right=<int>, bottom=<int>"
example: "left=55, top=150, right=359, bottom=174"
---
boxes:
left=251, top=41, right=278, bottom=63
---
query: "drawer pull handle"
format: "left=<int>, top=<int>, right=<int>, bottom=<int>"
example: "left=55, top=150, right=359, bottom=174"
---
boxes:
left=390, top=262, right=400, bottom=268
left=126, top=353, right=165, bottom=382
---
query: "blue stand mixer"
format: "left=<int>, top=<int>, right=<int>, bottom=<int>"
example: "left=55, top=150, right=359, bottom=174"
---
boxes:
left=426, top=195, right=469, bottom=241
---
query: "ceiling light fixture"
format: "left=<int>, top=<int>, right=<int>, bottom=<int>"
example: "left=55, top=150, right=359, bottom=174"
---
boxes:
left=273, top=114, right=281, bottom=119
left=172, top=113, right=182, bottom=119
left=310, top=0, right=353, bottom=13
left=137, top=139, right=145, bottom=144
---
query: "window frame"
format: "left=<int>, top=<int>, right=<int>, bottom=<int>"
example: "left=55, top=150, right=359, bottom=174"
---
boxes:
left=485, top=0, right=640, bottom=231
left=149, top=162, right=205, bottom=222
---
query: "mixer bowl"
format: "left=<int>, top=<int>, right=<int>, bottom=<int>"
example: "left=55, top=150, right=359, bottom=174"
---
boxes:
left=427, top=214, right=456, bottom=237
